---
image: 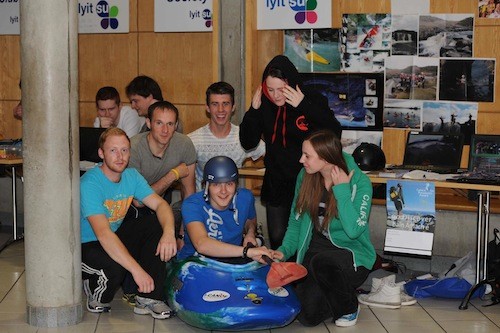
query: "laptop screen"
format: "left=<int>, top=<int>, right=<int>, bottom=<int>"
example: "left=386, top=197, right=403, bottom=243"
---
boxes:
left=403, top=132, right=464, bottom=170
left=468, top=134, right=500, bottom=173
left=80, top=127, right=106, bottom=162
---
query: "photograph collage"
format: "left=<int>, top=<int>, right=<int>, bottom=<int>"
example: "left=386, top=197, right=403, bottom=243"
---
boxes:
left=283, top=9, right=496, bottom=149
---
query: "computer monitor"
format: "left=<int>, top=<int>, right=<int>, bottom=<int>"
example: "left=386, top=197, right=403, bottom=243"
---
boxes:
left=402, top=132, right=464, bottom=172
left=79, top=127, right=106, bottom=163
left=468, top=134, right=500, bottom=173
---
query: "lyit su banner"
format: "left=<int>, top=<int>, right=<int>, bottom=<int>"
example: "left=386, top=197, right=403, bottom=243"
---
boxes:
left=0, top=1, right=19, bottom=35
left=0, top=1, right=130, bottom=34
left=257, top=0, right=332, bottom=30
left=155, top=0, right=213, bottom=32
left=78, top=0, right=129, bottom=33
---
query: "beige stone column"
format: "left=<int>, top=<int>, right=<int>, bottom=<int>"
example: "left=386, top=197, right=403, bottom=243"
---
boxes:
left=20, top=0, right=82, bottom=327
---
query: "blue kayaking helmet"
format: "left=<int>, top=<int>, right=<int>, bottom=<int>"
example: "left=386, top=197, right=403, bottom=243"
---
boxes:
left=203, top=156, right=239, bottom=184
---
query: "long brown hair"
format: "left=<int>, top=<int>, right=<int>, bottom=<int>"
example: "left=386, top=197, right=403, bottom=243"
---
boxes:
left=295, top=130, right=348, bottom=231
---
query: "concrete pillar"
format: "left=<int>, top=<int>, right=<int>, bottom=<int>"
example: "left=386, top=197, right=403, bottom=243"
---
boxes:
left=219, top=0, right=245, bottom=123
left=20, top=0, right=82, bottom=327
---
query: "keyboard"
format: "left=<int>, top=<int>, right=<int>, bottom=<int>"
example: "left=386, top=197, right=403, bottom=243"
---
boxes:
left=447, top=171, right=500, bottom=185
left=389, top=164, right=457, bottom=174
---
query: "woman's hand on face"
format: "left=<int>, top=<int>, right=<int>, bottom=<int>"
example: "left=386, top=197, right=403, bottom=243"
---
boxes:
left=283, top=85, right=304, bottom=108
left=330, top=166, right=354, bottom=186
left=251, top=85, right=262, bottom=109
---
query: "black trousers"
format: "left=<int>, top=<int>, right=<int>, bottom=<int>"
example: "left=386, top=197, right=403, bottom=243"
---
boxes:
left=295, top=248, right=370, bottom=326
left=266, top=203, right=292, bottom=250
left=81, top=214, right=166, bottom=303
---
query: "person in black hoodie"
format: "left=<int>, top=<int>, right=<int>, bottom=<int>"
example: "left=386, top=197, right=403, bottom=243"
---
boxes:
left=239, top=55, right=342, bottom=249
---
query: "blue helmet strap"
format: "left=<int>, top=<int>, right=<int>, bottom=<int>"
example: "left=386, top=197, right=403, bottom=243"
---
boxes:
left=231, top=192, right=238, bottom=225
left=203, top=183, right=209, bottom=202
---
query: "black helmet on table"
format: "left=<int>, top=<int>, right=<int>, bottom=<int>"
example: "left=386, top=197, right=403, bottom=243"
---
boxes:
left=352, top=143, right=386, bottom=171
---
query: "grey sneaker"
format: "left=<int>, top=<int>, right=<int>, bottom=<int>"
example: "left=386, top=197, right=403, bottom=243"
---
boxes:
left=134, top=296, right=173, bottom=319
left=83, top=279, right=111, bottom=313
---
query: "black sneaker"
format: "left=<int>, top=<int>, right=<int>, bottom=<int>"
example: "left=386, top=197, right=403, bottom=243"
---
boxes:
left=83, top=279, right=111, bottom=313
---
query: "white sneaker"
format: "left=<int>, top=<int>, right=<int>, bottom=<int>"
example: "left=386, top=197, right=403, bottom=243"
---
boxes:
left=372, top=275, right=417, bottom=306
left=395, top=281, right=417, bottom=306
left=134, top=296, right=174, bottom=319
left=358, top=278, right=401, bottom=309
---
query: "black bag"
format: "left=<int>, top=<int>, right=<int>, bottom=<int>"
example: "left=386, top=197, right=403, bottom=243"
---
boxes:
left=459, top=229, right=500, bottom=309
left=487, top=228, right=500, bottom=305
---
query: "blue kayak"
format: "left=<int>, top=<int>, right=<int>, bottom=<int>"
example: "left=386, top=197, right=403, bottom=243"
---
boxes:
left=165, top=256, right=301, bottom=331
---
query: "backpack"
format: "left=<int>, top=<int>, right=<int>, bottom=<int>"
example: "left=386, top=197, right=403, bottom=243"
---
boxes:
left=486, top=228, right=500, bottom=305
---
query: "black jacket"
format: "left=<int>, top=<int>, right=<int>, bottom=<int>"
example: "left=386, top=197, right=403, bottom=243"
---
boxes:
left=240, top=55, right=342, bottom=206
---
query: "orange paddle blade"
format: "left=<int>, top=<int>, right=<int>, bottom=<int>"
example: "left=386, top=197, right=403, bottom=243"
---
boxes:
left=262, top=256, right=308, bottom=288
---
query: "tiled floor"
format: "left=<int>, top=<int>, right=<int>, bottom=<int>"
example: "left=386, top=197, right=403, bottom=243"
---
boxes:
left=1, top=241, right=500, bottom=333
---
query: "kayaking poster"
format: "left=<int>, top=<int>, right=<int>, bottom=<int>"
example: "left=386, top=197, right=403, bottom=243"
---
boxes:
left=384, top=180, right=436, bottom=256
left=301, top=72, right=384, bottom=130
left=383, top=99, right=423, bottom=130
left=385, top=56, right=439, bottom=100
left=257, top=0, right=331, bottom=30
left=418, top=14, right=474, bottom=58
left=391, top=14, right=419, bottom=56
left=154, top=0, right=213, bottom=32
left=283, top=29, right=341, bottom=72
left=438, top=58, right=495, bottom=102
left=421, top=101, right=477, bottom=144
left=340, top=14, right=391, bottom=72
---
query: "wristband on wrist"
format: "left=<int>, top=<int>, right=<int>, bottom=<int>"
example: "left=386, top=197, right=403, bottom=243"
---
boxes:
left=242, top=244, right=250, bottom=258
left=171, top=168, right=180, bottom=181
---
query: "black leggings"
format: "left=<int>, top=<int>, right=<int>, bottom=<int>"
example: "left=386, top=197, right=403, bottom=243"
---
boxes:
left=295, top=248, right=370, bottom=326
left=266, top=203, right=292, bottom=250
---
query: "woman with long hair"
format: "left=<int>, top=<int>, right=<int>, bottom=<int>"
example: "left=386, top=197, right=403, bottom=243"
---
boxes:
left=272, top=130, right=376, bottom=327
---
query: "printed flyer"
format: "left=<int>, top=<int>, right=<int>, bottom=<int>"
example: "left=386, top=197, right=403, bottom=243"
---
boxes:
left=384, top=179, right=436, bottom=256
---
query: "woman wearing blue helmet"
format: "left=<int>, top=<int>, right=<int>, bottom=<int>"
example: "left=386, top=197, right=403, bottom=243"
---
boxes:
left=178, top=156, right=271, bottom=262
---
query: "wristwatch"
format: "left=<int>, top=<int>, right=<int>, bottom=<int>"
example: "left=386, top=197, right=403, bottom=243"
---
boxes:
left=176, top=234, right=184, bottom=240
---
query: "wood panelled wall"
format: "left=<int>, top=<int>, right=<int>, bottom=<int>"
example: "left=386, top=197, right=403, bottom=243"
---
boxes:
left=245, top=0, right=500, bottom=167
left=0, top=0, right=498, bottom=166
left=0, top=0, right=218, bottom=140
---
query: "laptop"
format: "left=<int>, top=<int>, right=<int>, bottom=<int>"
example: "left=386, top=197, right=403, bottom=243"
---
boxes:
left=448, top=134, right=500, bottom=185
left=389, top=132, right=464, bottom=174
left=80, top=127, right=106, bottom=163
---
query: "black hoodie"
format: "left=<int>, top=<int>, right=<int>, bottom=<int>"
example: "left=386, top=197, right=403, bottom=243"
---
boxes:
left=240, top=55, right=342, bottom=206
